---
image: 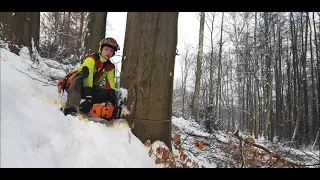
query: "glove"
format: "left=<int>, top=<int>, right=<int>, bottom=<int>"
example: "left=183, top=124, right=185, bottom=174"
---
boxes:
left=79, top=96, right=93, bottom=114
left=106, top=89, right=117, bottom=105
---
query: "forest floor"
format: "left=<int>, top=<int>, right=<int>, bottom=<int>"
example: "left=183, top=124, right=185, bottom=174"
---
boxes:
left=171, top=117, right=320, bottom=168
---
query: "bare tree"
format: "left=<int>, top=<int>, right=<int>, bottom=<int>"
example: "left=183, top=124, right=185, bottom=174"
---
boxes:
left=39, top=12, right=90, bottom=66
left=213, top=12, right=224, bottom=130
left=203, top=12, right=216, bottom=133
left=192, top=12, right=205, bottom=121
left=180, top=44, right=194, bottom=118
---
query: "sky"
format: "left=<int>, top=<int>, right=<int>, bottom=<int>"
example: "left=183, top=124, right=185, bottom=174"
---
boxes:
left=1, top=45, right=319, bottom=168
left=105, top=12, right=204, bottom=80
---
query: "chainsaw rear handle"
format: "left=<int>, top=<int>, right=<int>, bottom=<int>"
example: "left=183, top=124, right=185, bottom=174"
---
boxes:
left=112, top=105, right=122, bottom=119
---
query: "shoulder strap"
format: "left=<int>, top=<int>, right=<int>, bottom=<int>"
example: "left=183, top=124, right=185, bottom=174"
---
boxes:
left=92, top=53, right=100, bottom=61
left=81, top=53, right=100, bottom=64
left=103, top=60, right=115, bottom=71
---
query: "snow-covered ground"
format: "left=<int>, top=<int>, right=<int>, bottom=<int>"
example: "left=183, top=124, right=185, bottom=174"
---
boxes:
left=0, top=47, right=162, bottom=168
left=171, top=116, right=320, bottom=168
left=1, top=46, right=319, bottom=168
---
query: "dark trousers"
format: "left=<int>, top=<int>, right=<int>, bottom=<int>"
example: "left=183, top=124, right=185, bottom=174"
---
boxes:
left=64, top=75, right=110, bottom=110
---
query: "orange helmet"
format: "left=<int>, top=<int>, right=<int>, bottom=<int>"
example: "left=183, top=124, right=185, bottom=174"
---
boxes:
left=98, top=37, right=120, bottom=55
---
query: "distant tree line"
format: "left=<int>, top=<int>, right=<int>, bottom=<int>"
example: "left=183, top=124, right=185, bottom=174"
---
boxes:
left=173, top=12, right=320, bottom=149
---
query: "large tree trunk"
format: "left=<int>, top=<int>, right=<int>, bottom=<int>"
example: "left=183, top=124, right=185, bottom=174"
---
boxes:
left=0, top=12, right=40, bottom=57
left=1, top=12, right=24, bottom=54
left=85, top=12, right=107, bottom=55
left=120, top=12, right=178, bottom=150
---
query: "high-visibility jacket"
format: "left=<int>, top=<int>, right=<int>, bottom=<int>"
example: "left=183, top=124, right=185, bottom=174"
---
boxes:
left=73, top=53, right=115, bottom=90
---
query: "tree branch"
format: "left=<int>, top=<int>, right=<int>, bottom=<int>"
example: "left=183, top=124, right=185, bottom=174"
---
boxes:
left=233, top=130, right=307, bottom=168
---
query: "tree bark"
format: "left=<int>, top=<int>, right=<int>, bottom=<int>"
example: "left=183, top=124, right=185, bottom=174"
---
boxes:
left=312, top=13, right=320, bottom=143
left=214, top=12, right=224, bottom=130
left=0, top=12, right=39, bottom=57
left=192, top=12, right=205, bottom=121
left=85, top=12, right=107, bottom=55
left=31, top=12, right=40, bottom=53
left=120, top=12, right=178, bottom=150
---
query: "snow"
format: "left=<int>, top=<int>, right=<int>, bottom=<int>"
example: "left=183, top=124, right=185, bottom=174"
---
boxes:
left=172, top=117, right=210, bottom=137
left=0, top=47, right=160, bottom=168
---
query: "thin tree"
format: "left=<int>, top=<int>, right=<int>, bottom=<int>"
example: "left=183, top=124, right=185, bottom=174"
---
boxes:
left=214, top=12, right=224, bottom=130
left=192, top=12, right=205, bottom=121
left=204, top=12, right=215, bottom=132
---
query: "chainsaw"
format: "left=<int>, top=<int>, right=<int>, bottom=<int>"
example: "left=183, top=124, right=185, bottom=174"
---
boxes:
left=89, top=103, right=122, bottom=120
left=60, top=89, right=126, bottom=123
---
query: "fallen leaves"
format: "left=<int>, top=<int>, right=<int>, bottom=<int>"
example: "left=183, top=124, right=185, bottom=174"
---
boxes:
left=147, top=134, right=206, bottom=168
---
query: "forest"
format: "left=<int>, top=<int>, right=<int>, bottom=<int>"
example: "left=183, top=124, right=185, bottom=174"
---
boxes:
left=0, top=12, right=319, bottom=168
left=173, top=12, right=320, bottom=150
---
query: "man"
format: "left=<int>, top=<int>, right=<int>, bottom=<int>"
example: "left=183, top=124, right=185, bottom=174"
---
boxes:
left=61, top=37, right=120, bottom=116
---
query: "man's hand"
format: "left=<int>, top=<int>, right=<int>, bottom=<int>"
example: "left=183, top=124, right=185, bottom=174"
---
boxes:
left=79, top=96, right=93, bottom=114
left=106, top=89, right=117, bottom=105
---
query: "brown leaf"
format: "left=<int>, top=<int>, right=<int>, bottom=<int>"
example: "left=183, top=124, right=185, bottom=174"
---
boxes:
left=178, top=147, right=184, bottom=154
left=155, top=158, right=162, bottom=164
left=192, top=161, right=197, bottom=168
left=187, top=159, right=192, bottom=163
left=156, top=147, right=161, bottom=155
left=229, top=161, right=234, bottom=167
left=168, top=152, right=173, bottom=159
left=197, top=141, right=204, bottom=150
left=246, top=136, right=255, bottom=144
left=173, top=134, right=181, bottom=145
left=169, top=160, right=175, bottom=168
left=161, top=149, right=168, bottom=159
left=182, top=154, right=187, bottom=161
left=160, top=147, right=166, bottom=154
left=194, top=163, right=199, bottom=168
left=148, top=147, right=153, bottom=157
left=182, top=163, right=189, bottom=168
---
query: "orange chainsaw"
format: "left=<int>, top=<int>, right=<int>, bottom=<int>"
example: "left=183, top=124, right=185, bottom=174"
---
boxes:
left=89, top=103, right=122, bottom=121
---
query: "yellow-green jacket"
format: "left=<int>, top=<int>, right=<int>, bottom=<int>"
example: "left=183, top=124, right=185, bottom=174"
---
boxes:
left=73, top=53, right=115, bottom=90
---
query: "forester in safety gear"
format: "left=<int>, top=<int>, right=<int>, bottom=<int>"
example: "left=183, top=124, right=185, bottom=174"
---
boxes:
left=60, top=37, right=120, bottom=116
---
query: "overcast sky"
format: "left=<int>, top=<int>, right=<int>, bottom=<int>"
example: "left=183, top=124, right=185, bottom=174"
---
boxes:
left=106, top=12, right=206, bottom=80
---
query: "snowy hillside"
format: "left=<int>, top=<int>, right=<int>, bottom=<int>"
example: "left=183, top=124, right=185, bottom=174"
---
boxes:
left=0, top=47, right=162, bottom=168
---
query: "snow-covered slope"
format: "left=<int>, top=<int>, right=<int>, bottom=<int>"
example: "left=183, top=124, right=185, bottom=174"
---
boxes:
left=0, top=47, right=159, bottom=168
